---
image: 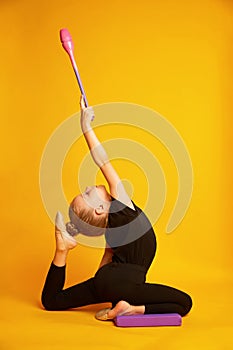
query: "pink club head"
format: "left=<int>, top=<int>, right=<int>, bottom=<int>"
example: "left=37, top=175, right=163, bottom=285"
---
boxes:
left=60, top=28, right=74, bottom=55
left=59, top=28, right=89, bottom=107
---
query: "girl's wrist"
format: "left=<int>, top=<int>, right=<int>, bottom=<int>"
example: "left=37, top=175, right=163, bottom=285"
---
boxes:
left=81, top=121, right=92, bottom=133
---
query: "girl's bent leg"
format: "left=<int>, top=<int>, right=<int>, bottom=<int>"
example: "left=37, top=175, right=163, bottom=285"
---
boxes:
left=143, top=283, right=192, bottom=316
left=41, top=218, right=100, bottom=311
left=128, top=283, right=192, bottom=317
left=93, top=264, right=192, bottom=318
left=41, top=263, right=99, bottom=311
left=41, top=263, right=66, bottom=309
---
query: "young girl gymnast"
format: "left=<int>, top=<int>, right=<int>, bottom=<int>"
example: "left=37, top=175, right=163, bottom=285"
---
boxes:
left=41, top=97, right=192, bottom=320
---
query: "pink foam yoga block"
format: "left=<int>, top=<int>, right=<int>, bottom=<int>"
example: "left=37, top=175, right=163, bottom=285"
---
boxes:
left=114, top=313, right=182, bottom=327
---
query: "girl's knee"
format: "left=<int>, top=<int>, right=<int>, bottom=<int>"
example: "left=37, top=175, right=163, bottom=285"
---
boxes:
left=182, top=293, right=193, bottom=316
left=41, top=294, right=59, bottom=311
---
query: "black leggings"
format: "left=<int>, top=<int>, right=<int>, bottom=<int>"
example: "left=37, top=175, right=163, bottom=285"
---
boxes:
left=41, top=262, right=192, bottom=316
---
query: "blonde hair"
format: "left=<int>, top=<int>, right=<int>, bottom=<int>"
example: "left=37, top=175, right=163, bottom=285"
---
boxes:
left=76, top=205, right=108, bottom=229
left=66, top=203, right=108, bottom=237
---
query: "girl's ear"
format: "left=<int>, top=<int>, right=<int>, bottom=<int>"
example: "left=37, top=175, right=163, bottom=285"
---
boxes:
left=95, top=204, right=104, bottom=215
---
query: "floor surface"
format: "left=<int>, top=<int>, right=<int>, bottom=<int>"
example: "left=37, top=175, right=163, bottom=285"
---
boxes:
left=1, top=278, right=233, bottom=350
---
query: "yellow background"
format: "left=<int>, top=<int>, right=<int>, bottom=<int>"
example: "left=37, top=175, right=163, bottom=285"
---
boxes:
left=0, top=0, right=232, bottom=349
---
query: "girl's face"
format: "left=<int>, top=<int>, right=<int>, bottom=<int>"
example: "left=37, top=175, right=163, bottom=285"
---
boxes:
left=72, top=185, right=111, bottom=213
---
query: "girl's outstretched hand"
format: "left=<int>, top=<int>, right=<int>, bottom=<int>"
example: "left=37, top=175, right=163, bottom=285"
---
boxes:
left=80, top=95, right=95, bottom=132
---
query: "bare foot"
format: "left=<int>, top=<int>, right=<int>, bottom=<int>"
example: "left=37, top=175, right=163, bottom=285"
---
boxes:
left=95, top=300, right=145, bottom=321
left=107, top=300, right=145, bottom=319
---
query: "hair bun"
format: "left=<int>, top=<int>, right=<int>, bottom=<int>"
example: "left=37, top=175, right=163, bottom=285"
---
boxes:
left=66, top=222, right=79, bottom=237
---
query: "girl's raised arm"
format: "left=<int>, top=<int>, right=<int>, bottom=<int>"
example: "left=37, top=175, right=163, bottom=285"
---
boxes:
left=80, top=96, right=134, bottom=210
